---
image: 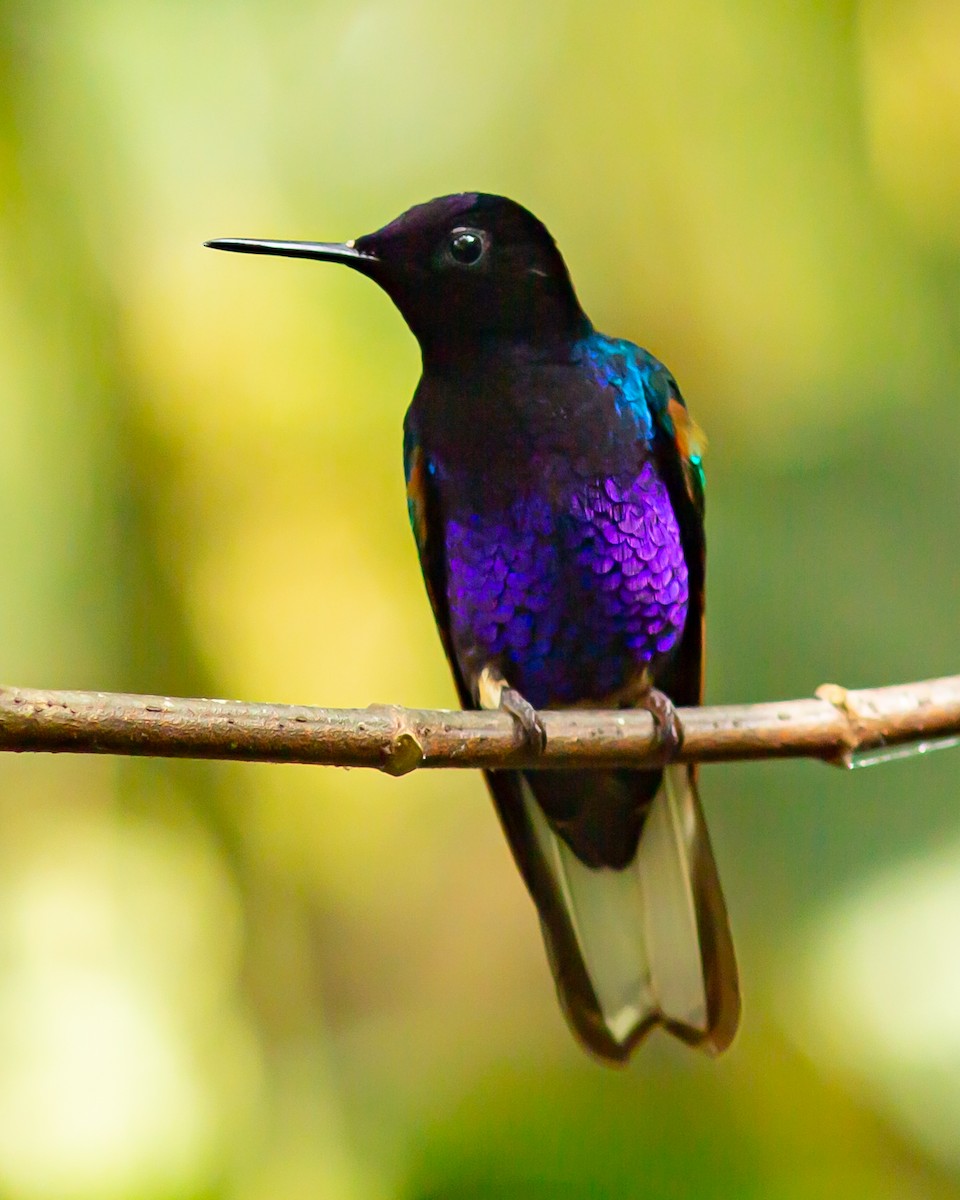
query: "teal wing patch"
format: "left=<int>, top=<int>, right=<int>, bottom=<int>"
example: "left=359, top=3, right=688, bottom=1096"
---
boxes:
left=403, top=422, right=471, bottom=707
left=647, top=371, right=707, bottom=708
left=403, top=436, right=432, bottom=564
left=642, top=361, right=706, bottom=516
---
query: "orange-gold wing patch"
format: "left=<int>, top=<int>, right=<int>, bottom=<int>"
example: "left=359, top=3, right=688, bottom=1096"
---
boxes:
left=667, top=396, right=707, bottom=509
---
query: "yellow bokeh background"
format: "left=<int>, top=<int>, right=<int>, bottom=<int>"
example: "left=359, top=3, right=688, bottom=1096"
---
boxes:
left=2, top=1, right=960, bottom=1196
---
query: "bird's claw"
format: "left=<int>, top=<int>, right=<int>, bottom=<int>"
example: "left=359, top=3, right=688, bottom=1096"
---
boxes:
left=641, top=687, right=684, bottom=761
left=500, top=687, right=547, bottom=754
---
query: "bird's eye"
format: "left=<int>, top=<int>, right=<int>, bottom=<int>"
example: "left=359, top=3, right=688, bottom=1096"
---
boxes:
left=448, top=229, right=486, bottom=266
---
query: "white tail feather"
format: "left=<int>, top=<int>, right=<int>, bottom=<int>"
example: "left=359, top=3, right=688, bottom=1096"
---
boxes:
left=521, top=764, right=711, bottom=1049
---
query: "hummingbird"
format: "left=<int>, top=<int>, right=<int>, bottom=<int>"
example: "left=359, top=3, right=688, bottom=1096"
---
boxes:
left=206, top=194, right=740, bottom=1063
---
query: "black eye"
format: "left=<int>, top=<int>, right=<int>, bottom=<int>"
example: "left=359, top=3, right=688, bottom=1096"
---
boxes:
left=448, top=229, right=486, bottom=266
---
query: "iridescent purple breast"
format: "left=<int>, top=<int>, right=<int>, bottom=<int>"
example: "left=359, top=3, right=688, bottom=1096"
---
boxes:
left=444, top=461, right=688, bottom=707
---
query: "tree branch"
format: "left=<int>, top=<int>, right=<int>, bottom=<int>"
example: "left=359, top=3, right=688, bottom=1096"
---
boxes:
left=0, top=676, right=957, bottom=774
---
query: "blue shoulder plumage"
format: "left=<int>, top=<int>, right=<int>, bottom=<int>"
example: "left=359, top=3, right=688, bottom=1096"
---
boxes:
left=576, top=332, right=706, bottom=511
left=576, top=333, right=658, bottom=440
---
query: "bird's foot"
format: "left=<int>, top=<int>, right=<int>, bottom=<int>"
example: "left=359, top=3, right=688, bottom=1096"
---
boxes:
left=639, top=687, right=684, bottom=761
left=477, top=665, right=547, bottom=754
left=500, top=687, right=547, bottom=755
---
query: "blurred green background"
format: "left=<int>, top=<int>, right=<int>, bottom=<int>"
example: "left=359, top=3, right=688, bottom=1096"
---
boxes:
left=1, top=0, right=959, bottom=1196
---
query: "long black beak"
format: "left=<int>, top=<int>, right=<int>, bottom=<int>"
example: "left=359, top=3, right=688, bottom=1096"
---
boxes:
left=204, top=237, right=377, bottom=270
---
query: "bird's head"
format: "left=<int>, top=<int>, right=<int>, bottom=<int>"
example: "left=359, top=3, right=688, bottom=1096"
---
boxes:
left=207, top=193, right=590, bottom=360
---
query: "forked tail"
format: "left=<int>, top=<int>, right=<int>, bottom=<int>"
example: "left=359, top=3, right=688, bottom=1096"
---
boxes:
left=487, top=763, right=739, bottom=1061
